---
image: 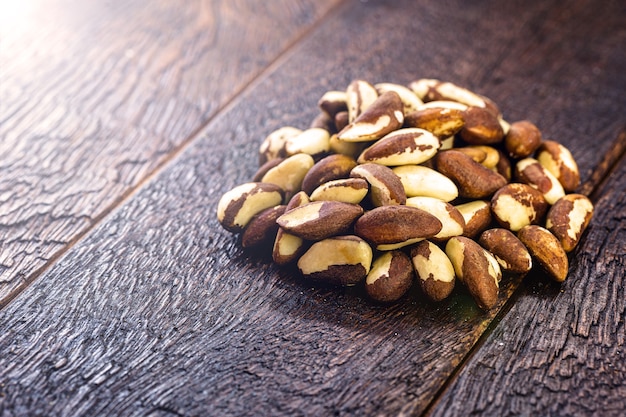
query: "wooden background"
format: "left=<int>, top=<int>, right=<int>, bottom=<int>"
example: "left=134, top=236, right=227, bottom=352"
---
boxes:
left=0, top=0, right=624, bottom=415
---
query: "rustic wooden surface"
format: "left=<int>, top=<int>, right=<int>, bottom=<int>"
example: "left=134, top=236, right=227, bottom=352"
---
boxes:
left=1, top=0, right=625, bottom=416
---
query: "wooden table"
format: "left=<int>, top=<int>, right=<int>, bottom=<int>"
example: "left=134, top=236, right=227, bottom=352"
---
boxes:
left=1, top=0, right=624, bottom=415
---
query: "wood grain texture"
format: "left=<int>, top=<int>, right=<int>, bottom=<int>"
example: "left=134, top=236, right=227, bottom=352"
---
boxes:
left=0, top=0, right=625, bottom=416
left=0, top=0, right=341, bottom=306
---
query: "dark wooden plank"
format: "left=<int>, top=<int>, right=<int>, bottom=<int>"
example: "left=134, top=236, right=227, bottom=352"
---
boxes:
left=0, top=0, right=625, bottom=416
left=0, top=0, right=341, bottom=306
left=428, top=154, right=626, bottom=417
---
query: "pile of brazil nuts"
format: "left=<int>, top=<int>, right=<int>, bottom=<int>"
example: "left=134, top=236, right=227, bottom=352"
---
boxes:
left=217, top=79, right=594, bottom=310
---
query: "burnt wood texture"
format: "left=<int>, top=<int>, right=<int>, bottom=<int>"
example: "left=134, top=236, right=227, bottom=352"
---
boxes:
left=0, top=0, right=625, bottom=416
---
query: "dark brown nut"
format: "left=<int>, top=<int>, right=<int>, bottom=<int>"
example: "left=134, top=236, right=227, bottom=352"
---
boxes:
left=515, top=157, right=565, bottom=204
left=310, top=112, right=336, bottom=132
left=252, top=158, right=283, bottom=182
left=285, top=127, right=331, bottom=158
left=495, top=148, right=512, bottom=181
left=310, top=178, right=369, bottom=204
left=410, top=240, right=455, bottom=302
left=406, top=197, right=465, bottom=241
left=446, top=236, right=501, bottom=310
left=518, top=225, right=569, bottom=282
left=392, top=165, right=458, bottom=202
left=478, top=228, right=532, bottom=274
left=455, top=200, right=492, bottom=238
left=459, top=106, right=504, bottom=145
left=546, top=194, right=594, bottom=252
left=403, top=107, right=465, bottom=138
left=435, top=150, right=508, bottom=199
left=276, top=201, right=363, bottom=241
left=318, top=90, right=347, bottom=119
left=337, top=91, right=404, bottom=142
left=536, top=140, right=581, bottom=192
left=350, top=163, right=406, bottom=206
left=258, top=126, right=302, bottom=165
left=301, top=154, right=358, bottom=195
left=491, top=183, right=549, bottom=231
left=375, top=82, right=424, bottom=115
left=297, top=235, right=373, bottom=286
left=261, top=153, right=315, bottom=198
left=346, top=79, right=379, bottom=123
left=217, top=182, right=284, bottom=233
left=365, top=251, right=414, bottom=302
left=242, top=205, right=287, bottom=249
left=504, top=120, right=542, bottom=159
left=357, top=128, right=440, bottom=166
left=470, top=146, right=500, bottom=169
left=334, top=111, right=350, bottom=132
left=272, top=192, right=310, bottom=265
left=285, top=190, right=310, bottom=211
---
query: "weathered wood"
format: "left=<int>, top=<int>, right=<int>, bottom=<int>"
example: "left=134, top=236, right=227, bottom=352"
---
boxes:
left=0, top=0, right=625, bottom=416
left=0, top=0, right=340, bottom=307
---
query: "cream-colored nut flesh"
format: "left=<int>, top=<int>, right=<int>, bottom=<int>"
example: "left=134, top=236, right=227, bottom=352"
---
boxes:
left=491, top=183, right=548, bottom=232
left=338, top=91, right=404, bottom=142
left=272, top=230, right=305, bottom=265
left=518, top=225, right=569, bottom=282
left=393, top=165, right=458, bottom=201
left=261, top=153, right=315, bottom=195
left=536, top=140, right=580, bottom=192
left=416, top=100, right=469, bottom=111
left=403, top=107, right=465, bottom=139
left=276, top=200, right=363, bottom=241
left=406, top=196, right=465, bottom=240
left=285, top=127, right=331, bottom=157
left=259, top=126, right=302, bottom=164
left=410, top=240, right=455, bottom=302
left=515, top=158, right=565, bottom=205
left=546, top=194, right=594, bottom=252
left=365, top=251, right=414, bottom=302
left=375, top=82, right=424, bottom=115
left=329, top=133, right=367, bottom=158
left=346, top=79, right=379, bottom=123
left=217, top=182, right=284, bottom=233
left=455, top=200, right=492, bottom=238
left=318, top=90, right=347, bottom=118
left=357, top=128, right=440, bottom=166
left=350, top=163, right=406, bottom=206
left=310, top=178, right=369, bottom=204
left=301, top=153, right=357, bottom=195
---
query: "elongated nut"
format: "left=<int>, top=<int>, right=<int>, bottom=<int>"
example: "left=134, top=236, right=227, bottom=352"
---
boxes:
left=459, top=106, right=504, bottom=145
left=392, top=165, right=458, bottom=201
left=301, top=154, right=357, bottom=195
left=409, top=79, right=493, bottom=111
left=491, top=183, right=549, bottom=231
left=242, top=205, right=287, bottom=248
left=446, top=236, right=501, bottom=310
left=536, top=140, right=581, bottom=192
left=297, top=235, right=373, bottom=286
left=546, top=194, right=594, bottom=252
left=217, top=182, right=284, bottom=233
left=478, top=228, right=532, bottom=274
left=416, top=100, right=468, bottom=112
left=504, top=120, right=542, bottom=159
left=276, top=201, right=363, bottom=241
left=403, top=107, right=465, bottom=139
left=410, top=240, right=455, bottom=302
left=375, top=82, right=424, bottom=115
left=272, top=192, right=310, bottom=265
left=406, top=196, right=465, bottom=241
left=435, top=150, right=507, bottom=198
left=338, top=91, right=404, bottom=142
left=310, top=178, right=369, bottom=204
left=366, top=251, right=414, bottom=302
left=350, top=163, right=406, bottom=206
left=329, top=133, right=367, bottom=158
left=346, top=79, right=379, bottom=123
left=261, top=153, right=315, bottom=197
left=357, top=128, right=440, bottom=166
left=354, top=205, right=442, bottom=250
left=259, top=126, right=302, bottom=164
left=285, top=127, right=331, bottom=157
left=518, top=225, right=568, bottom=282
left=515, top=158, right=565, bottom=204
left=455, top=200, right=492, bottom=238
left=318, top=90, right=347, bottom=119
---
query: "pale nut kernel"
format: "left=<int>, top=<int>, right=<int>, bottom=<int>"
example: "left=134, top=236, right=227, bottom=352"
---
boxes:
left=504, top=120, right=542, bottom=159
left=406, top=196, right=465, bottom=241
left=241, top=205, right=287, bottom=249
left=392, top=165, right=458, bottom=202
left=272, top=192, right=310, bottom=265
left=546, top=194, right=594, bottom=252
left=375, top=82, right=424, bottom=115
left=276, top=201, right=363, bottom=241
left=365, top=251, right=414, bottom=302
left=261, top=153, right=315, bottom=197
left=318, top=90, right=347, bottom=119
left=536, top=140, right=581, bottom=192
left=478, top=228, right=532, bottom=274
left=285, top=127, right=331, bottom=157
left=338, top=91, right=404, bottom=142
left=350, top=163, right=406, bottom=206
left=258, top=126, right=302, bottom=165
left=403, top=107, right=465, bottom=139
left=252, top=158, right=283, bottom=182
left=354, top=205, right=442, bottom=250
left=445, top=236, right=501, bottom=310
left=310, top=178, right=369, bottom=204
left=435, top=150, right=508, bottom=199
left=297, top=235, right=373, bottom=286
left=416, top=100, right=468, bottom=112
left=459, top=106, right=504, bottom=145
left=491, top=183, right=549, bottom=231
left=410, top=240, right=455, bottom=302
left=329, top=133, right=367, bottom=159
left=409, top=79, right=488, bottom=109
left=357, top=128, right=440, bottom=166
left=515, top=157, right=566, bottom=205
left=301, top=154, right=357, bottom=195
left=217, top=182, right=284, bottom=233
left=518, top=225, right=569, bottom=282
left=455, top=200, right=492, bottom=238
left=346, top=79, right=379, bottom=123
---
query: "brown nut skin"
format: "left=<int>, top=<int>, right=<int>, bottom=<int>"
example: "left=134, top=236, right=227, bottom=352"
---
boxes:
left=272, top=192, right=310, bottom=265
left=514, top=158, right=565, bottom=205
left=338, top=91, right=404, bottom=142
left=318, top=90, right=347, bottom=119
left=350, top=163, right=406, bottom=206
left=478, top=228, right=532, bottom=274
left=301, top=154, right=358, bottom=195
left=365, top=251, right=414, bottom=303
left=536, top=140, right=581, bottom=192
left=217, top=182, right=284, bottom=233
left=258, top=126, right=302, bottom=165
left=435, top=150, right=508, bottom=199
left=403, top=107, right=465, bottom=138
left=491, top=183, right=549, bottom=232
left=410, top=240, right=455, bottom=302
left=456, top=200, right=492, bottom=239
left=459, top=106, right=504, bottom=145
left=276, top=201, right=363, bottom=241
left=346, top=79, right=378, bottom=123
left=546, top=194, right=594, bottom=252
left=504, top=120, right=542, bottom=159
left=356, top=128, right=440, bottom=166
left=518, top=225, right=569, bottom=282
left=241, top=205, right=287, bottom=249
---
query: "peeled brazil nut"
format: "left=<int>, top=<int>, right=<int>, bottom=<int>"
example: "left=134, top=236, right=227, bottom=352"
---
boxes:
left=354, top=205, right=442, bottom=250
left=338, top=91, right=404, bottom=142
left=241, top=205, right=287, bottom=249
left=297, top=235, right=373, bottom=286
left=217, top=182, right=284, bottom=233
left=301, top=154, right=358, bottom=195
left=410, top=240, right=455, bottom=302
left=504, top=120, right=542, bottom=159
left=459, top=106, right=504, bottom=145
left=409, top=79, right=491, bottom=110
left=446, top=236, right=501, bottom=310
left=514, top=157, right=565, bottom=205
left=258, top=126, right=302, bottom=164
left=318, top=90, right=347, bottom=119
left=272, top=191, right=310, bottom=265
left=375, top=82, right=424, bottom=115
left=392, top=165, right=458, bottom=202
left=455, top=200, right=492, bottom=238
left=261, top=153, right=315, bottom=197
left=536, top=140, right=581, bottom=192
left=546, top=194, right=594, bottom=252
left=276, top=200, right=363, bottom=241
left=357, top=128, right=440, bottom=166
left=329, top=133, right=368, bottom=159
left=365, top=250, right=414, bottom=302
left=518, top=225, right=569, bottom=282
left=406, top=196, right=465, bottom=241
left=478, top=228, right=532, bottom=274
left=309, top=178, right=369, bottom=204
left=350, top=163, right=406, bottom=206
left=435, top=150, right=507, bottom=199
left=346, top=79, right=379, bottom=123
left=285, top=127, right=331, bottom=157
left=403, top=107, right=465, bottom=139
left=491, top=183, right=549, bottom=231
